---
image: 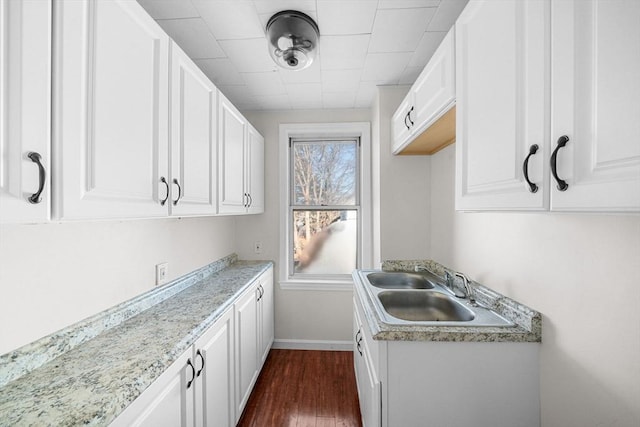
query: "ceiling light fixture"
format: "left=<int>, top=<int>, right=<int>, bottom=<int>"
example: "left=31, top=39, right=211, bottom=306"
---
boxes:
left=266, top=10, right=319, bottom=71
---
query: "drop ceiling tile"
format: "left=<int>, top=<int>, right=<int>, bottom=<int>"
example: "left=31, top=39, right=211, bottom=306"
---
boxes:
left=278, top=60, right=322, bottom=83
left=322, top=69, right=362, bottom=93
left=136, top=0, right=200, bottom=19
left=257, top=9, right=318, bottom=30
left=286, top=83, right=323, bottom=109
left=368, top=8, right=436, bottom=53
left=355, top=82, right=380, bottom=107
left=253, top=94, right=292, bottom=110
left=192, top=0, right=264, bottom=40
left=378, top=0, right=441, bottom=8
left=194, top=58, right=244, bottom=85
left=254, top=0, right=317, bottom=14
left=218, top=38, right=278, bottom=73
left=361, top=52, right=412, bottom=83
left=218, top=85, right=254, bottom=104
left=316, top=0, right=378, bottom=35
left=323, top=92, right=356, bottom=109
left=399, top=66, right=423, bottom=84
left=242, top=72, right=286, bottom=96
left=427, top=0, right=469, bottom=31
left=320, top=34, right=370, bottom=70
left=408, top=31, right=447, bottom=67
left=157, top=18, right=225, bottom=59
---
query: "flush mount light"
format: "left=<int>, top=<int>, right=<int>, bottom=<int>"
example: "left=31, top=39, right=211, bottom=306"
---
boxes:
left=266, top=10, right=319, bottom=71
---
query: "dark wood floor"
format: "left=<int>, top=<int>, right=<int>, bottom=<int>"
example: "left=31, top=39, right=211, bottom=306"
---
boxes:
left=237, top=350, right=362, bottom=427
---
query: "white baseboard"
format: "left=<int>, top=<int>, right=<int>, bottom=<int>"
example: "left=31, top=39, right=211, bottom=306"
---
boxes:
left=272, top=339, right=352, bottom=351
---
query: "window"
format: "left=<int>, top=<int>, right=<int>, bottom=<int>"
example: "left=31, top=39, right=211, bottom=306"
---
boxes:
left=279, top=123, right=371, bottom=289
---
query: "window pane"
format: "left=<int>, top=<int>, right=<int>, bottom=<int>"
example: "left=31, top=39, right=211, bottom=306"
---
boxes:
left=292, top=141, right=357, bottom=206
left=292, top=210, right=357, bottom=275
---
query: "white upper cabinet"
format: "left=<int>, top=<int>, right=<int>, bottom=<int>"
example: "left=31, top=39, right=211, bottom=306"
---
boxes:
left=246, top=124, right=264, bottom=214
left=218, top=93, right=264, bottom=215
left=550, top=0, right=640, bottom=212
left=0, top=0, right=51, bottom=223
left=455, top=0, right=549, bottom=211
left=456, top=0, right=640, bottom=212
left=392, top=28, right=456, bottom=155
left=170, top=42, right=217, bottom=216
left=53, top=0, right=170, bottom=220
left=218, top=93, right=246, bottom=215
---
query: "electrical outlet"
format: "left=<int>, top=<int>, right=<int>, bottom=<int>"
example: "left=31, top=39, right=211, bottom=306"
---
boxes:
left=254, top=241, right=262, bottom=254
left=156, top=263, right=168, bottom=286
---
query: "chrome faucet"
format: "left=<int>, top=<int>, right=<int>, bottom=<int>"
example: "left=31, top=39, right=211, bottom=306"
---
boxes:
left=454, top=272, right=477, bottom=307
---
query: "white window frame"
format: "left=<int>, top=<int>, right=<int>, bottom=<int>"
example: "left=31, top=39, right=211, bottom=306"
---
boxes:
left=279, top=122, right=372, bottom=291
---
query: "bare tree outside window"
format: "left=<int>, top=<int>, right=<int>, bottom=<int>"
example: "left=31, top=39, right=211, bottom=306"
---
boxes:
left=290, top=140, right=359, bottom=275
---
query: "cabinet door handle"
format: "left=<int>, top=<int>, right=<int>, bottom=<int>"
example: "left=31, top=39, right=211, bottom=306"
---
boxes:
left=172, top=178, right=182, bottom=205
left=195, top=350, right=205, bottom=378
left=550, top=135, right=569, bottom=191
left=27, top=152, right=45, bottom=204
left=186, top=358, right=196, bottom=389
left=404, top=111, right=411, bottom=131
left=243, top=193, right=248, bottom=208
left=247, top=193, right=252, bottom=208
left=160, top=177, right=169, bottom=206
left=407, top=106, right=414, bottom=126
left=522, top=144, right=539, bottom=193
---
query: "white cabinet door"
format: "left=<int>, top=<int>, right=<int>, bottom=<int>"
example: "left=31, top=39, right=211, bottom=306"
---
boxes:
left=550, top=0, right=640, bottom=212
left=111, top=348, right=194, bottom=427
left=0, top=0, right=50, bottom=223
left=170, top=42, right=217, bottom=216
left=391, top=95, right=414, bottom=153
left=53, top=0, right=169, bottom=220
left=411, top=28, right=455, bottom=137
left=194, top=307, right=234, bottom=427
left=455, top=0, right=549, bottom=211
left=246, top=124, right=264, bottom=214
left=218, top=93, right=246, bottom=214
left=353, top=297, right=381, bottom=427
left=234, top=285, right=259, bottom=420
left=258, top=270, right=273, bottom=366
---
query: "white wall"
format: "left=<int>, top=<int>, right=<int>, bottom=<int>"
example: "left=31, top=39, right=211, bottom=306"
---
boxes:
left=375, top=86, right=430, bottom=263
left=430, top=144, right=640, bottom=427
left=0, top=216, right=236, bottom=354
left=238, top=109, right=370, bottom=346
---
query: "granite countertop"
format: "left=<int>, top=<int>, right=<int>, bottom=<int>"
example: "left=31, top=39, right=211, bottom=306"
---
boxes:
left=0, top=255, right=273, bottom=426
left=353, top=259, right=541, bottom=343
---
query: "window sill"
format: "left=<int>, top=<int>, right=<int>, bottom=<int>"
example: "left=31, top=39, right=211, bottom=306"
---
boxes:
left=279, top=279, right=354, bottom=292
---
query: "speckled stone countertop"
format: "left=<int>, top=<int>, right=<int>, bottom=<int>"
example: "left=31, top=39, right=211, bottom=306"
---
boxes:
left=353, top=259, right=541, bottom=343
left=0, top=254, right=272, bottom=426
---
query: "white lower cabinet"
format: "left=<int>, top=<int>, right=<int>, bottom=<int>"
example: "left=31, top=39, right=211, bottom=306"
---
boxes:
left=112, top=266, right=274, bottom=427
left=234, top=268, right=274, bottom=422
left=111, top=346, right=194, bottom=427
left=353, top=292, right=539, bottom=427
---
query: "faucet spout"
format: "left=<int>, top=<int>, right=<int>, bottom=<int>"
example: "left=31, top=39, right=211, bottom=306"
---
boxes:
left=454, top=272, right=477, bottom=307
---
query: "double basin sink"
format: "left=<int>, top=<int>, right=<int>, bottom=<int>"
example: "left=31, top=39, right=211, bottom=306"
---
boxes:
left=358, top=270, right=513, bottom=327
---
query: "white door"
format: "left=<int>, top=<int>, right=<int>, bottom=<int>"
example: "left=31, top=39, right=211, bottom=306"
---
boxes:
left=0, top=0, right=50, bottom=223
left=111, top=349, right=195, bottom=427
left=218, top=93, right=246, bottom=214
left=412, top=28, right=455, bottom=134
left=170, top=42, right=217, bottom=216
left=194, top=307, right=234, bottom=427
left=246, top=125, right=264, bottom=214
left=550, top=0, right=640, bottom=212
left=258, top=271, right=274, bottom=366
left=455, top=0, right=550, bottom=211
left=53, top=0, right=169, bottom=220
left=234, top=286, right=259, bottom=420
left=391, top=95, right=414, bottom=153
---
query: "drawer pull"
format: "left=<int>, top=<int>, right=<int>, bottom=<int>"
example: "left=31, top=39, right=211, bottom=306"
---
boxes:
left=186, top=358, right=196, bottom=389
left=522, top=144, right=539, bottom=193
left=27, top=152, right=45, bottom=204
left=160, top=177, right=169, bottom=206
left=196, top=350, right=205, bottom=377
left=550, top=135, right=569, bottom=191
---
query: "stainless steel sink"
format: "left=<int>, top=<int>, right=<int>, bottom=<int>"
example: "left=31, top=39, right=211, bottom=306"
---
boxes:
left=377, top=290, right=475, bottom=322
left=366, top=272, right=435, bottom=289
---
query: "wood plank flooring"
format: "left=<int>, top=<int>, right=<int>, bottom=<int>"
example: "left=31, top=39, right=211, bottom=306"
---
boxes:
left=237, top=350, right=362, bottom=427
